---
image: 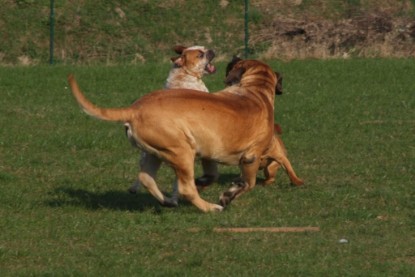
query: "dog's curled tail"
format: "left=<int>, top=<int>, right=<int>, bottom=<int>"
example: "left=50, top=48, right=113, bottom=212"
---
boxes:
left=68, top=74, right=132, bottom=122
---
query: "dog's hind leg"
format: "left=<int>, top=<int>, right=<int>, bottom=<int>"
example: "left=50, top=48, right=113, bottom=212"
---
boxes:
left=137, top=152, right=178, bottom=207
left=261, top=135, right=285, bottom=185
left=276, top=155, right=304, bottom=186
left=171, top=152, right=223, bottom=212
left=262, top=160, right=281, bottom=185
left=129, top=151, right=180, bottom=205
left=128, top=152, right=147, bottom=194
left=267, top=138, right=304, bottom=186
left=264, top=136, right=304, bottom=186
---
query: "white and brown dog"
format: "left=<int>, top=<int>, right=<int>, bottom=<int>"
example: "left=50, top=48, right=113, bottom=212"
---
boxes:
left=127, top=45, right=218, bottom=205
left=166, top=45, right=216, bottom=92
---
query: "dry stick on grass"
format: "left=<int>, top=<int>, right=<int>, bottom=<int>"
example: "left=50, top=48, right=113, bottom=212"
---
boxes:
left=188, top=227, right=320, bottom=233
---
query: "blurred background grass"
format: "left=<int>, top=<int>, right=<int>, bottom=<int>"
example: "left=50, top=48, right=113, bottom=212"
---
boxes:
left=1, top=0, right=415, bottom=65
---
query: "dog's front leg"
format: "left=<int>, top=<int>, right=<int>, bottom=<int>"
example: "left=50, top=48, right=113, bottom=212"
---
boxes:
left=219, top=155, right=260, bottom=207
left=173, top=155, right=223, bottom=212
left=274, top=155, right=304, bottom=186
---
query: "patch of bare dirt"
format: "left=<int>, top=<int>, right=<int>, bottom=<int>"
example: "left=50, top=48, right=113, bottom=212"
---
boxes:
left=252, top=14, right=415, bottom=60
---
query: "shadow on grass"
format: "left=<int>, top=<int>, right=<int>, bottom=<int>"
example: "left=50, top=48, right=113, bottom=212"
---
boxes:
left=216, top=173, right=239, bottom=187
left=46, top=187, right=172, bottom=212
left=46, top=172, right=262, bottom=212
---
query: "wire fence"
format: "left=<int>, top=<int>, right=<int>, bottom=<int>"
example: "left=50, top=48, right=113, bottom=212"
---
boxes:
left=6, top=1, right=415, bottom=65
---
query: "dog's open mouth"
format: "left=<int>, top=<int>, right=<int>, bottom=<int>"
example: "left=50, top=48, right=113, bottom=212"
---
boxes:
left=205, top=63, right=216, bottom=74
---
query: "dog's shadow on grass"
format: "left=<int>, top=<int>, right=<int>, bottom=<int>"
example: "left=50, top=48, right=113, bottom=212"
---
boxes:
left=46, top=173, right=252, bottom=212
left=46, top=186, right=182, bottom=213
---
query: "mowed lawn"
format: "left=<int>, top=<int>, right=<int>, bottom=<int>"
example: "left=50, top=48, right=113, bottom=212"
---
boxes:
left=0, top=59, right=414, bottom=276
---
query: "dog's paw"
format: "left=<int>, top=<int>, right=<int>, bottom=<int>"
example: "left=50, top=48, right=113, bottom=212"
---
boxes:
left=219, top=182, right=246, bottom=207
left=128, top=181, right=140, bottom=194
left=219, top=191, right=233, bottom=208
left=209, top=204, right=224, bottom=212
left=161, top=198, right=179, bottom=208
left=261, top=178, right=275, bottom=186
left=291, top=178, right=304, bottom=187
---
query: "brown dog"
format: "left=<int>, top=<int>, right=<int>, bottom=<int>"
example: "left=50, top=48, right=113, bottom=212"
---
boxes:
left=225, top=56, right=303, bottom=187
left=218, top=59, right=303, bottom=206
left=127, top=45, right=218, bottom=200
left=68, top=59, right=300, bottom=212
left=226, top=56, right=283, bottom=185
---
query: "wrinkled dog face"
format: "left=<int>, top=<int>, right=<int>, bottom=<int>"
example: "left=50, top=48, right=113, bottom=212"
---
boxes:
left=224, top=56, right=244, bottom=86
left=171, top=45, right=216, bottom=76
left=225, top=55, right=242, bottom=77
left=225, top=56, right=283, bottom=95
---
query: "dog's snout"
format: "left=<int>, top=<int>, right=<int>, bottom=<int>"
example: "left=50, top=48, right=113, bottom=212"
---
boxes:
left=206, top=50, right=215, bottom=61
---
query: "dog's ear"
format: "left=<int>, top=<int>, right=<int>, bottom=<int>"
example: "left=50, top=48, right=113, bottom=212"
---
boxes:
left=171, top=56, right=184, bottom=67
left=225, top=55, right=242, bottom=77
left=173, top=45, right=187, bottom=55
left=225, top=67, right=246, bottom=86
left=275, top=71, right=283, bottom=95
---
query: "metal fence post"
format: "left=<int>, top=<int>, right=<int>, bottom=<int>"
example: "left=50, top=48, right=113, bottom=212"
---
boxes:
left=244, top=0, right=249, bottom=58
left=49, top=0, right=55, bottom=64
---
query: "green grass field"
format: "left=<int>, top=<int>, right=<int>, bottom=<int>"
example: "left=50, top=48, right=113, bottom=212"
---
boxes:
left=0, top=59, right=414, bottom=275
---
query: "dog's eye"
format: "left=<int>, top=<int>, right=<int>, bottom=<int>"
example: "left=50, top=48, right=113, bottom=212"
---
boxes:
left=198, top=53, right=204, bottom=58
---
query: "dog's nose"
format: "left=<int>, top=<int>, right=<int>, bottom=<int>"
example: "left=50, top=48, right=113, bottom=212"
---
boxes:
left=206, top=50, right=215, bottom=61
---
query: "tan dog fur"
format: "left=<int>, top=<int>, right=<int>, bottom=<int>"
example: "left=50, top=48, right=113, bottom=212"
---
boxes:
left=127, top=46, right=218, bottom=200
left=68, top=59, right=302, bottom=212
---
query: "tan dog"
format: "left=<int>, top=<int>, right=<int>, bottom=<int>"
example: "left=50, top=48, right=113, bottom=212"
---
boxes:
left=225, top=56, right=303, bottom=187
left=127, top=46, right=218, bottom=200
left=68, top=59, right=301, bottom=212
left=218, top=59, right=303, bottom=206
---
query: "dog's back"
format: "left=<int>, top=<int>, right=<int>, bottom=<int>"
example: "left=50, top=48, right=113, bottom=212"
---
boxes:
left=127, top=88, right=272, bottom=165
